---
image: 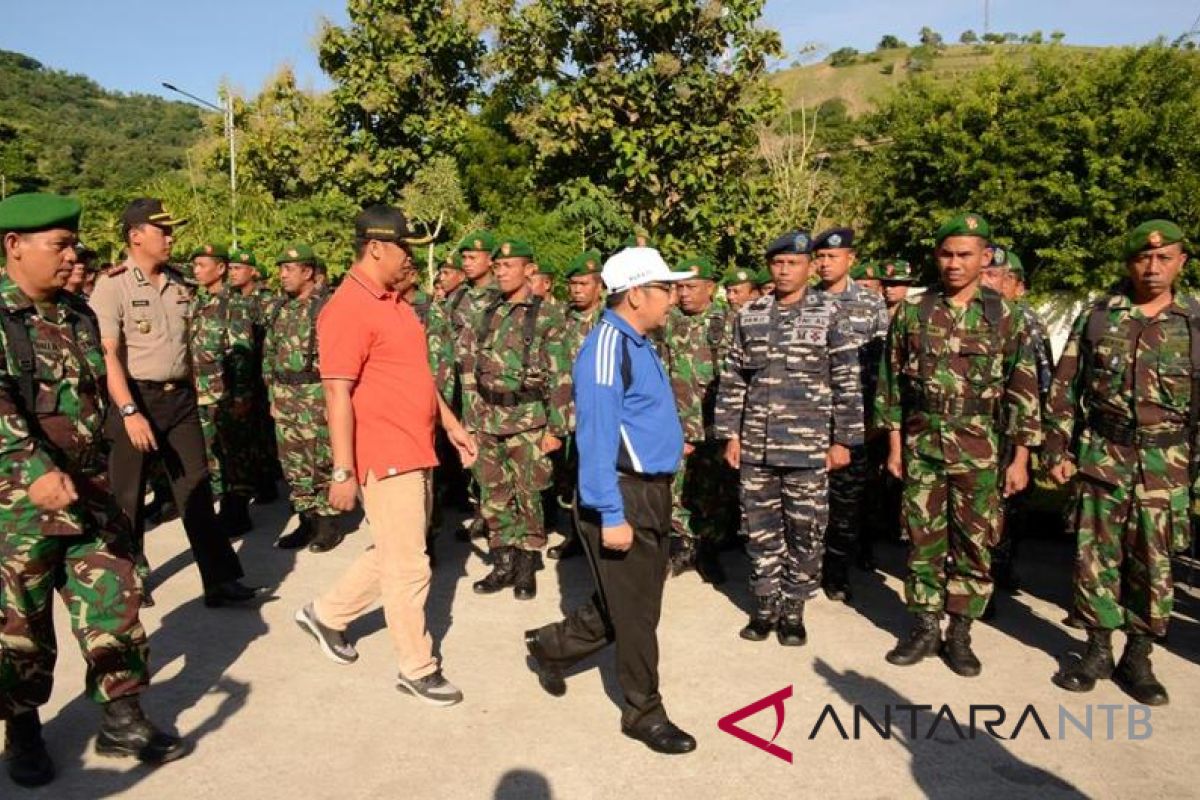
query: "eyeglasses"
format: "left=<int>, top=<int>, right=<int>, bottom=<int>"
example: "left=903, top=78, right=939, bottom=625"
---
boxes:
left=641, top=281, right=674, bottom=294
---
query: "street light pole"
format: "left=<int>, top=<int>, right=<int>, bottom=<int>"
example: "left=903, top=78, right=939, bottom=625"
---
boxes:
left=161, top=81, right=238, bottom=247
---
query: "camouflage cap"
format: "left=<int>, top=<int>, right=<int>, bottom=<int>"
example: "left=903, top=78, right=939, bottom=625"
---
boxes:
left=457, top=229, right=497, bottom=254
left=0, top=192, right=82, bottom=234
left=492, top=237, right=534, bottom=260
left=720, top=266, right=757, bottom=288
left=879, top=258, right=916, bottom=283
left=934, top=212, right=991, bottom=245
left=1124, top=219, right=1186, bottom=259
left=676, top=256, right=717, bottom=281
left=188, top=242, right=229, bottom=261
left=564, top=249, right=602, bottom=279
left=275, top=241, right=317, bottom=266
left=849, top=260, right=877, bottom=281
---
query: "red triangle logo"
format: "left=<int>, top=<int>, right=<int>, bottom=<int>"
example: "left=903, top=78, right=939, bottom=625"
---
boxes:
left=717, top=685, right=793, bottom=763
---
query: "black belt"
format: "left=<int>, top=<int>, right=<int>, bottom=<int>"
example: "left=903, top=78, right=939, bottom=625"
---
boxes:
left=904, top=389, right=997, bottom=417
left=478, top=384, right=542, bottom=407
left=273, top=370, right=321, bottom=386
left=134, top=379, right=190, bottom=393
left=1087, top=411, right=1189, bottom=448
left=618, top=470, right=674, bottom=484
left=195, top=362, right=223, bottom=377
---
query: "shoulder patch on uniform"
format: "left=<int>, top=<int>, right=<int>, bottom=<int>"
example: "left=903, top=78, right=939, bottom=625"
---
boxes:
left=105, top=265, right=128, bottom=277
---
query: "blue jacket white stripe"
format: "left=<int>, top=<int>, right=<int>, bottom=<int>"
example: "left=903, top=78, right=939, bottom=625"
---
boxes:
left=573, top=310, right=684, bottom=527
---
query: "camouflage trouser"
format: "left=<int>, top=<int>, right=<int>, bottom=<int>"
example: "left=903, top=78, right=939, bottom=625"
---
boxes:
left=1072, top=475, right=1178, bottom=637
left=474, top=429, right=553, bottom=551
left=741, top=464, right=828, bottom=601
left=825, top=445, right=869, bottom=559
left=198, top=399, right=255, bottom=499
left=0, top=531, right=148, bottom=717
left=273, top=388, right=337, bottom=517
left=903, top=454, right=999, bottom=619
left=671, top=440, right=738, bottom=543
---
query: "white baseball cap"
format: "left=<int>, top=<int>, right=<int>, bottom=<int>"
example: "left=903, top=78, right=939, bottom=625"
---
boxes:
left=601, top=247, right=696, bottom=293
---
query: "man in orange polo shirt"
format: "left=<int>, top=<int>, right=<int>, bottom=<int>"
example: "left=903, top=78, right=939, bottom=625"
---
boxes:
left=294, top=205, right=477, bottom=706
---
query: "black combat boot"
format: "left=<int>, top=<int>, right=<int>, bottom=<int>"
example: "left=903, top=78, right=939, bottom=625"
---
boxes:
left=513, top=549, right=538, bottom=600
left=95, top=696, right=186, bottom=763
left=275, top=512, right=315, bottom=550
left=886, top=612, right=942, bottom=666
left=668, top=537, right=696, bottom=578
left=696, top=540, right=727, bottom=585
left=219, top=493, right=253, bottom=538
left=4, top=710, right=54, bottom=787
left=1054, top=628, right=1114, bottom=692
left=739, top=594, right=779, bottom=641
left=776, top=599, right=807, bottom=646
left=307, top=514, right=346, bottom=554
left=821, top=555, right=852, bottom=603
left=473, top=546, right=517, bottom=594
left=1113, top=634, right=1169, bottom=706
left=940, top=614, right=982, bottom=677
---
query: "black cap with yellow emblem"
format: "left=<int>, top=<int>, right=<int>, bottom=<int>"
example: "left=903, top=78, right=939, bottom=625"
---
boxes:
left=354, top=205, right=432, bottom=246
left=121, top=197, right=186, bottom=237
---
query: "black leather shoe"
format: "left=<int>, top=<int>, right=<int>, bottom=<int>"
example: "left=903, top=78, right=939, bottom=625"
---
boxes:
left=524, top=630, right=566, bottom=697
left=4, top=710, right=55, bottom=787
left=204, top=580, right=266, bottom=608
left=621, top=719, right=697, bottom=755
left=307, top=515, right=346, bottom=553
left=547, top=536, right=583, bottom=560
left=275, top=514, right=315, bottom=550
left=95, top=697, right=186, bottom=763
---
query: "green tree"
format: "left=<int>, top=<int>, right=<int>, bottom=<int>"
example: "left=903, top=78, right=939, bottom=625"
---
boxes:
left=846, top=46, right=1200, bottom=290
left=960, top=30, right=979, bottom=45
left=919, top=26, right=944, bottom=49
left=878, top=34, right=906, bottom=50
left=490, top=0, right=783, bottom=258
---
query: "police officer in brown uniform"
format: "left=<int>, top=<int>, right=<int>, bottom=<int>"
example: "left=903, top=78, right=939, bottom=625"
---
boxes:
left=88, top=198, right=261, bottom=607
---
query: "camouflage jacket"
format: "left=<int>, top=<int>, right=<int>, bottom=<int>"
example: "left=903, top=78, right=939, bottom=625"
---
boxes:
left=0, top=277, right=111, bottom=536
left=875, top=284, right=1043, bottom=471
left=1017, top=299, right=1055, bottom=401
left=714, top=291, right=863, bottom=468
left=263, top=289, right=329, bottom=407
left=409, top=288, right=434, bottom=326
left=459, top=292, right=572, bottom=437
left=814, top=279, right=889, bottom=430
left=427, top=282, right=500, bottom=403
left=563, top=305, right=605, bottom=367
left=188, top=288, right=254, bottom=406
left=1043, top=291, right=1197, bottom=497
left=661, top=303, right=731, bottom=442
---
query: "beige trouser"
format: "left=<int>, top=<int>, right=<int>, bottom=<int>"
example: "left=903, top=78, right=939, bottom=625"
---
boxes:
left=314, top=469, right=437, bottom=679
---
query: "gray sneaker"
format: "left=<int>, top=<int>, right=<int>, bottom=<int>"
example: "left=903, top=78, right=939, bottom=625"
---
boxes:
left=295, top=603, right=358, bottom=665
left=395, top=670, right=463, bottom=707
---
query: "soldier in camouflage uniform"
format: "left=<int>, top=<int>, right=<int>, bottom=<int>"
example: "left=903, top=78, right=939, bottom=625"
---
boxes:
left=720, top=267, right=761, bottom=313
left=715, top=231, right=863, bottom=646
left=529, top=262, right=558, bottom=303
left=852, top=260, right=884, bottom=298
left=263, top=242, right=347, bottom=554
left=461, top=238, right=572, bottom=600
left=661, top=256, right=735, bottom=584
left=426, top=231, right=499, bottom=539
left=1044, top=220, right=1195, bottom=707
left=547, top=250, right=605, bottom=561
left=403, top=276, right=434, bottom=326
left=228, top=248, right=281, bottom=505
left=879, top=258, right=917, bottom=319
left=0, top=193, right=183, bottom=787
left=812, top=229, right=889, bottom=603
left=436, top=248, right=467, bottom=298
left=981, top=248, right=1054, bottom=606
left=187, top=243, right=256, bottom=537
left=877, top=213, right=1042, bottom=677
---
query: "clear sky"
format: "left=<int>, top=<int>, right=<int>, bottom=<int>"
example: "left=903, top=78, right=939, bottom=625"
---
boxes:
left=1, top=0, right=1197, bottom=103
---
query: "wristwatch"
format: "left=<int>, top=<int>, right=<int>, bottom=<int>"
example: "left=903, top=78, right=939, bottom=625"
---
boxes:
left=120, top=403, right=139, bottom=418
left=331, top=467, right=354, bottom=484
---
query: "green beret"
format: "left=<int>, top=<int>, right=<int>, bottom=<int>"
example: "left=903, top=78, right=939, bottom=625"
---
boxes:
left=457, top=229, right=497, bottom=254
left=676, top=256, right=716, bottom=281
left=850, top=261, right=876, bottom=281
left=442, top=249, right=465, bottom=270
left=228, top=248, right=258, bottom=269
left=754, top=268, right=774, bottom=287
left=189, top=242, right=229, bottom=261
left=533, top=262, right=557, bottom=278
left=275, top=241, right=317, bottom=266
left=0, top=193, right=82, bottom=234
left=879, top=258, right=916, bottom=283
left=1124, top=220, right=1186, bottom=259
left=564, top=250, right=602, bottom=279
left=492, top=238, right=534, bottom=260
left=934, top=212, right=992, bottom=245
left=621, top=232, right=656, bottom=250
left=1005, top=252, right=1025, bottom=282
left=720, top=267, right=757, bottom=287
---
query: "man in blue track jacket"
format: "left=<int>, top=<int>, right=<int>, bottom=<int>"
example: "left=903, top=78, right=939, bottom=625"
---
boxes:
left=524, top=246, right=698, bottom=755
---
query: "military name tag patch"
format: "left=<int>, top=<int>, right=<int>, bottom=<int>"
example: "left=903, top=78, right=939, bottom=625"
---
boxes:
left=743, top=313, right=771, bottom=326
left=131, top=300, right=150, bottom=307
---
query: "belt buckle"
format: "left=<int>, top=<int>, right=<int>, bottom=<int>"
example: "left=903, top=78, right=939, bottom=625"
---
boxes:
left=163, top=382, right=177, bottom=393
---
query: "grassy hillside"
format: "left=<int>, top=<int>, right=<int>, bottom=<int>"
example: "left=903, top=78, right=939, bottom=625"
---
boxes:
left=0, top=50, right=207, bottom=196
left=770, top=43, right=1102, bottom=115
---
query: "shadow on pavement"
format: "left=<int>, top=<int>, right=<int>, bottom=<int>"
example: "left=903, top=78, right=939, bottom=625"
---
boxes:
left=494, top=768, right=553, bottom=799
